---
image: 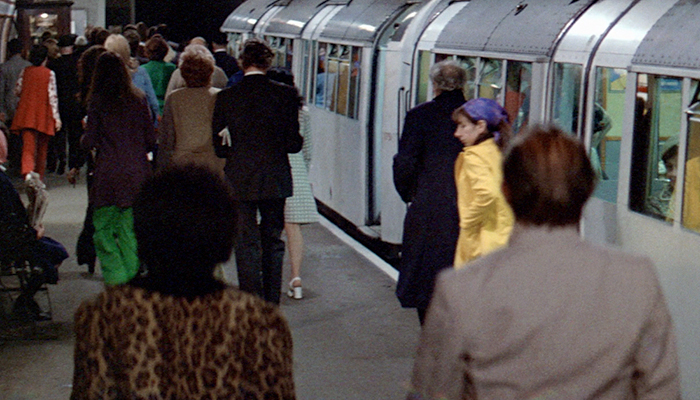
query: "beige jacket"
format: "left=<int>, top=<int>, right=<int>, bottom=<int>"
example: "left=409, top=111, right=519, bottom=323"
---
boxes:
left=410, top=224, right=680, bottom=400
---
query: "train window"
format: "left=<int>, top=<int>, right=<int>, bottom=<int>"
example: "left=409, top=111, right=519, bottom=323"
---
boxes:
left=336, top=46, right=350, bottom=116
left=682, top=83, right=700, bottom=232
left=300, top=40, right=312, bottom=102
left=592, top=67, right=626, bottom=203
left=227, top=33, right=244, bottom=60
left=265, top=36, right=293, bottom=70
left=312, top=42, right=361, bottom=119
left=315, top=43, right=331, bottom=109
left=505, top=61, right=531, bottom=132
left=455, top=56, right=477, bottom=100
left=348, top=46, right=362, bottom=119
left=629, top=74, right=682, bottom=222
left=416, top=51, right=431, bottom=105
left=478, top=58, right=503, bottom=100
left=552, top=63, right=582, bottom=135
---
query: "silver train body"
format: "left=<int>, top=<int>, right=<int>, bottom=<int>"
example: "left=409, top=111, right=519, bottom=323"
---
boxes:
left=222, top=0, right=700, bottom=395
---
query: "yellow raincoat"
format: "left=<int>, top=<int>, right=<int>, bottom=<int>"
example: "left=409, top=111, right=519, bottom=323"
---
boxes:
left=454, top=138, right=514, bottom=268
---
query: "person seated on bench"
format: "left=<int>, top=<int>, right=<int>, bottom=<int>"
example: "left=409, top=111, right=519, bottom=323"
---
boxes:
left=0, top=130, right=67, bottom=320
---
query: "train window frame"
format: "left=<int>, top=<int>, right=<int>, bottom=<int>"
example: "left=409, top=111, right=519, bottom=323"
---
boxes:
left=628, top=73, right=683, bottom=223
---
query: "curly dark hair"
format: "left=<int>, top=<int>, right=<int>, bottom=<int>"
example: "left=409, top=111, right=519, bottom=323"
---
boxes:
left=131, top=166, right=238, bottom=296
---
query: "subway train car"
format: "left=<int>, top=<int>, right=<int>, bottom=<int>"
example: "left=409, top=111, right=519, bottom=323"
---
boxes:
left=222, top=0, right=700, bottom=396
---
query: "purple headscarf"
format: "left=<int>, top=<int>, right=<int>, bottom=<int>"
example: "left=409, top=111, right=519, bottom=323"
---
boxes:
left=460, top=98, right=510, bottom=137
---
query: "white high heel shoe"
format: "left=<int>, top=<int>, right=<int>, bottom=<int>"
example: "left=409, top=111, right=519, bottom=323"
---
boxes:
left=287, top=277, right=302, bottom=299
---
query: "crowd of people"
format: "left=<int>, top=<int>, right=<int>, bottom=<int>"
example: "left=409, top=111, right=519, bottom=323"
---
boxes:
left=0, top=23, right=682, bottom=399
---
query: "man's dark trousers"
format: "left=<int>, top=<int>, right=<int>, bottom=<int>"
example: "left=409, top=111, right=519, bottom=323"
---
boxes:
left=235, top=198, right=286, bottom=305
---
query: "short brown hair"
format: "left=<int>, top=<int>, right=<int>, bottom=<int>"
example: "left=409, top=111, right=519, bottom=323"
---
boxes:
left=239, top=38, right=273, bottom=71
left=145, top=35, right=169, bottom=61
left=503, top=124, right=595, bottom=226
left=179, top=44, right=215, bottom=88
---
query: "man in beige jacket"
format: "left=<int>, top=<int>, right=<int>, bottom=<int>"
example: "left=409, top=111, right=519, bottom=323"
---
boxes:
left=408, top=125, right=680, bottom=400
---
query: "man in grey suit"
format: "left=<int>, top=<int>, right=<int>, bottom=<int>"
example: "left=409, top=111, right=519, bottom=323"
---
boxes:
left=409, top=125, right=680, bottom=400
left=213, top=38, right=302, bottom=305
left=0, top=39, right=31, bottom=176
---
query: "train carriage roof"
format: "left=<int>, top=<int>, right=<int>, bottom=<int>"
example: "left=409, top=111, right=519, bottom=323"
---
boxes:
left=318, top=0, right=418, bottom=45
left=221, top=0, right=288, bottom=33
left=264, top=0, right=347, bottom=37
left=435, top=0, right=596, bottom=57
left=632, top=1, right=700, bottom=70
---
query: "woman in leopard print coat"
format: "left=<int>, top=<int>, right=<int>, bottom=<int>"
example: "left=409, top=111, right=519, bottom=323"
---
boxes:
left=71, top=166, right=295, bottom=400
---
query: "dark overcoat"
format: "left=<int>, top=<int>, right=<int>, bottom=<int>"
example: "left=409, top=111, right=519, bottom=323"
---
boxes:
left=212, top=74, right=302, bottom=201
left=392, top=89, right=465, bottom=309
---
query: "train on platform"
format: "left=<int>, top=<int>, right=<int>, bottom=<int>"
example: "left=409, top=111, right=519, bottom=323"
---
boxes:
left=221, top=0, right=700, bottom=395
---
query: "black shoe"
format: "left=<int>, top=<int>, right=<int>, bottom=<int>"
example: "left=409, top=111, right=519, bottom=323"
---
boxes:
left=12, top=295, right=48, bottom=321
left=88, top=260, right=95, bottom=274
left=56, top=160, right=66, bottom=175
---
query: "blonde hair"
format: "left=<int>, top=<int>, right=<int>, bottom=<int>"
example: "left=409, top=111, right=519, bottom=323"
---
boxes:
left=104, top=34, right=138, bottom=72
left=179, top=44, right=215, bottom=88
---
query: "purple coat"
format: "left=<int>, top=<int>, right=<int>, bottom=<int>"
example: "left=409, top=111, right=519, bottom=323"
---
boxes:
left=82, top=96, right=156, bottom=208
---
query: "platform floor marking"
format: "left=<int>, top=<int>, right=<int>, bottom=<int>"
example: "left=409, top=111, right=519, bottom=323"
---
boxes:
left=319, top=216, right=399, bottom=282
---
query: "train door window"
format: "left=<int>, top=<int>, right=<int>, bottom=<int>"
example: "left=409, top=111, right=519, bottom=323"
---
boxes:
left=335, top=45, right=350, bottom=116
left=326, top=44, right=340, bottom=113
left=591, top=67, right=626, bottom=203
left=682, top=83, right=700, bottom=233
left=455, top=56, right=477, bottom=100
left=478, top=58, right=503, bottom=101
left=629, top=74, right=682, bottom=222
left=416, top=50, right=431, bottom=105
left=505, top=61, right=531, bottom=132
left=552, top=63, right=582, bottom=135
left=348, top=46, right=362, bottom=119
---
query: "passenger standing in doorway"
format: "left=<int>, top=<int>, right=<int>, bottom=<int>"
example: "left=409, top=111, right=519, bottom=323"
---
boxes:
left=11, top=44, right=61, bottom=180
left=213, top=38, right=302, bottom=305
left=452, top=98, right=514, bottom=268
left=408, top=125, right=680, bottom=400
left=392, top=60, right=466, bottom=324
left=81, top=51, right=156, bottom=285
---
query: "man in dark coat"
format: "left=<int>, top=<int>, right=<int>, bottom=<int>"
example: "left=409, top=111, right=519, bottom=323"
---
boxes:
left=212, top=38, right=302, bottom=305
left=48, top=34, right=82, bottom=175
left=393, top=60, right=467, bottom=324
left=212, top=31, right=240, bottom=78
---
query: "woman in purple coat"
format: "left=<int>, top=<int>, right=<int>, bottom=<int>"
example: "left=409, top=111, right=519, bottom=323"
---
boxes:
left=81, top=51, right=156, bottom=285
left=392, top=60, right=467, bottom=324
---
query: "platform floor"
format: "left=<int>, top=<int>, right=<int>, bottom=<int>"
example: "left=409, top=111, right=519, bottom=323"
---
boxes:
left=0, top=174, right=420, bottom=400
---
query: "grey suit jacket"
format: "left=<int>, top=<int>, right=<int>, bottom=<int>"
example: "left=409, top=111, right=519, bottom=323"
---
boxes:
left=0, top=54, right=31, bottom=121
left=410, top=223, right=680, bottom=400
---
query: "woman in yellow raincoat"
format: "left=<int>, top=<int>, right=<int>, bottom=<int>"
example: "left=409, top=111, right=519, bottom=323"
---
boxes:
left=452, top=98, right=514, bottom=268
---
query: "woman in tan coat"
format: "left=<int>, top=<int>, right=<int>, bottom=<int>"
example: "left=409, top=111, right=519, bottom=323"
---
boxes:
left=157, top=44, right=225, bottom=175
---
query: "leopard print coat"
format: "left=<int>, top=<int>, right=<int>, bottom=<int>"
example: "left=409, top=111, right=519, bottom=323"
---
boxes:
left=71, top=285, right=295, bottom=399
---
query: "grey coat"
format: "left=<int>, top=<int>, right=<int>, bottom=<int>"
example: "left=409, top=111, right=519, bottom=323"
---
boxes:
left=410, top=223, right=680, bottom=400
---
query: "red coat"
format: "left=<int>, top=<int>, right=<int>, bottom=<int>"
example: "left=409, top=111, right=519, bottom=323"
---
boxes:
left=11, top=66, right=57, bottom=136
